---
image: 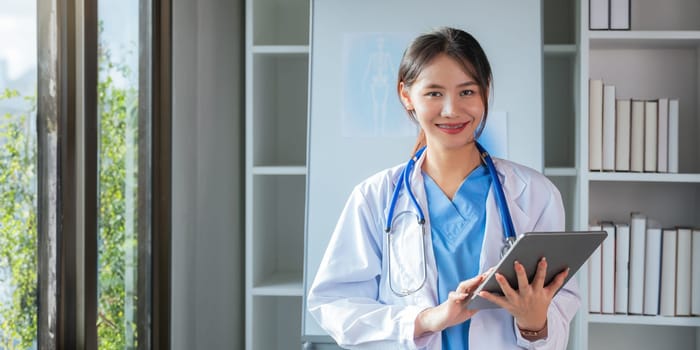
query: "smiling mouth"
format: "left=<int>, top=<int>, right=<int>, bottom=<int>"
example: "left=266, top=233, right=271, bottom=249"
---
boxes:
left=437, top=123, right=467, bottom=130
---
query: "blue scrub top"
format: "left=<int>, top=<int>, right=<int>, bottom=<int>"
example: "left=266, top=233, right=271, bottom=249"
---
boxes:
left=423, top=164, right=491, bottom=350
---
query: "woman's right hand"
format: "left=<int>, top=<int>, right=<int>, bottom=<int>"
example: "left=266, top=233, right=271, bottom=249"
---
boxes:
left=414, top=273, right=485, bottom=338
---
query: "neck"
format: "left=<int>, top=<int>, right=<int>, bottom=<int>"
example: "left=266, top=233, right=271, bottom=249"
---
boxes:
left=421, top=142, right=482, bottom=199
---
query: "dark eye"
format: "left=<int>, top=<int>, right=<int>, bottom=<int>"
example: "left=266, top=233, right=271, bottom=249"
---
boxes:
left=460, top=90, right=474, bottom=96
left=425, top=91, right=442, bottom=97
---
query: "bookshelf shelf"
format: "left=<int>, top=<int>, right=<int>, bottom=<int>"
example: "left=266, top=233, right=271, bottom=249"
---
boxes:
left=588, top=314, right=700, bottom=327
left=252, top=271, right=304, bottom=296
left=544, top=44, right=577, bottom=56
left=253, top=45, right=310, bottom=54
left=589, top=30, right=700, bottom=49
left=253, top=165, right=307, bottom=175
left=544, top=167, right=578, bottom=177
left=587, top=172, right=700, bottom=183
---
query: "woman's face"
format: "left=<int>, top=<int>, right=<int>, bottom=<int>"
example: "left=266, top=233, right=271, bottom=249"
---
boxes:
left=400, top=53, right=485, bottom=151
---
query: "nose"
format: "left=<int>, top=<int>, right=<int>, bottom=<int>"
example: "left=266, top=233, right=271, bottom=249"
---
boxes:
left=440, top=97, right=457, bottom=118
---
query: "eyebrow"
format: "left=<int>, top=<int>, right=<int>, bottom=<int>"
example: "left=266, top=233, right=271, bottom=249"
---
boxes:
left=424, top=81, right=478, bottom=89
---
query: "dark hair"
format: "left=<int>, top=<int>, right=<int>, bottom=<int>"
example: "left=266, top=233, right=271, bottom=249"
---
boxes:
left=397, top=27, right=493, bottom=155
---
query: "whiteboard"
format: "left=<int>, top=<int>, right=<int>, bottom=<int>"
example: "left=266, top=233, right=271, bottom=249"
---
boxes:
left=302, top=0, right=543, bottom=341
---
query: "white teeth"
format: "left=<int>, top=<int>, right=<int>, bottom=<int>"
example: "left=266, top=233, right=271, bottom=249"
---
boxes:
left=437, top=123, right=466, bottom=129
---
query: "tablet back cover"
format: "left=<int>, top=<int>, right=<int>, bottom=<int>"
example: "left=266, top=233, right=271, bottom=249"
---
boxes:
left=466, top=230, right=607, bottom=310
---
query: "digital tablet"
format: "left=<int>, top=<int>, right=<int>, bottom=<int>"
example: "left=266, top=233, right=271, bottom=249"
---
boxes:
left=465, top=230, right=607, bottom=310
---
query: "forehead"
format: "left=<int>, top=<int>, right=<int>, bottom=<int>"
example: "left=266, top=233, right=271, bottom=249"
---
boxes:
left=414, top=54, right=474, bottom=84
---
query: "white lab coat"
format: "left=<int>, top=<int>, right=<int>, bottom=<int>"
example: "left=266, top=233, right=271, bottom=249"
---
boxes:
left=308, top=153, right=580, bottom=350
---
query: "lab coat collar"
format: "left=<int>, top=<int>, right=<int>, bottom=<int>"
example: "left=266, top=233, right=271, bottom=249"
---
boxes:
left=385, top=152, right=531, bottom=234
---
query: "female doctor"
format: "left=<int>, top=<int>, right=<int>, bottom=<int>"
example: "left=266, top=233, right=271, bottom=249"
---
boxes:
left=307, top=27, right=580, bottom=350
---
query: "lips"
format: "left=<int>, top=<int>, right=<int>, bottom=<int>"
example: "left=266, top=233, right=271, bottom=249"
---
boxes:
left=437, top=123, right=467, bottom=129
left=436, top=122, right=468, bottom=134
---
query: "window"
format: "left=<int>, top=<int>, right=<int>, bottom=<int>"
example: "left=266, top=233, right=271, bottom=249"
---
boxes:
left=0, top=1, right=38, bottom=348
left=97, top=2, right=145, bottom=348
left=31, top=0, right=171, bottom=348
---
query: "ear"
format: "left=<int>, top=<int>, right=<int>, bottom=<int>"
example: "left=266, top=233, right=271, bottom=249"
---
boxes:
left=398, top=82, right=413, bottom=110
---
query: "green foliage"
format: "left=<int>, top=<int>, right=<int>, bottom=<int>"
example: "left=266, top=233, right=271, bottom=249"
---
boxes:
left=0, top=88, right=38, bottom=350
left=0, top=32, right=139, bottom=350
left=96, top=41, right=139, bottom=350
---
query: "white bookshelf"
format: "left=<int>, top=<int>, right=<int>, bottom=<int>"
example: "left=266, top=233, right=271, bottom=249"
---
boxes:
left=245, top=0, right=310, bottom=348
left=571, top=0, right=700, bottom=349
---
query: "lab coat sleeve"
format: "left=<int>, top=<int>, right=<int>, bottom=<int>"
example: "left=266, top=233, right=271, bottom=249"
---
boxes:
left=307, top=186, right=438, bottom=349
left=513, top=180, right=581, bottom=350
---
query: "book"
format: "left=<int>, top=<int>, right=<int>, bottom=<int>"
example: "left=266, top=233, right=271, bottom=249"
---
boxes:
left=589, top=224, right=603, bottom=313
left=602, top=85, right=616, bottom=171
left=610, top=0, right=630, bottom=30
left=668, top=99, right=679, bottom=173
left=676, top=227, right=692, bottom=315
left=644, top=100, right=658, bottom=172
left=601, top=222, right=616, bottom=313
left=589, top=0, right=610, bottom=30
left=643, top=226, right=662, bottom=315
left=628, top=213, right=646, bottom=314
left=657, top=98, right=669, bottom=173
left=615, top=99, right=631, bottom=171
left=589, top=79, right=604, bottom=171
left=660, top=228, right=677, bottom=316
left=630, top=100, right=645, bottom=172
left=692, top=229, right=700, bottom=315
left=614, top=223, right=630, bottom=314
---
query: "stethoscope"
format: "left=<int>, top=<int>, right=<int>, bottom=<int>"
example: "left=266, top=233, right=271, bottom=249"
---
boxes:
left=383, top=142, right=517, bottom=297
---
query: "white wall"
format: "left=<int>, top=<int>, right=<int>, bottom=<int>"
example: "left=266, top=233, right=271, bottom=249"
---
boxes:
left=172, top=0, right=244, bottom=348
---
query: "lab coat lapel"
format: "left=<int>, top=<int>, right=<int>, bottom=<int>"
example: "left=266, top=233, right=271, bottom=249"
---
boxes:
left=480, top=159, right=530, bottom=272
left=493, top=158, right=530, bottom=235
left=410, top=153, right=439, bottom=306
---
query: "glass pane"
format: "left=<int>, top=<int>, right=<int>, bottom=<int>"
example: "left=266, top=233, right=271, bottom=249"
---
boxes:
left=97, top=1, right=145, bottom=348
left=0, top=1, right=38, bottom=349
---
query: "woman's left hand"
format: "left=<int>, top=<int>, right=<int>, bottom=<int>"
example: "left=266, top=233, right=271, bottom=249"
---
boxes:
left=478, top=257, right=569, bottom=331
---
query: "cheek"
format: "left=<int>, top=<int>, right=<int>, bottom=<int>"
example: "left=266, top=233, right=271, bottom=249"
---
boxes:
left=413, top=101, right=440, bottom=116
left=413, top=106, right=440, bottom=128
left=464, top=102, right=486, bottom=127
left=465, top=99, right=485, bottom=115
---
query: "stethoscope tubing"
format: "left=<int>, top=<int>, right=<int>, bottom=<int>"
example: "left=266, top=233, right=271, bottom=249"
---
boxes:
left=383, top=142, right=517, bottom=296
left=475, top=142, right=517, bottom=241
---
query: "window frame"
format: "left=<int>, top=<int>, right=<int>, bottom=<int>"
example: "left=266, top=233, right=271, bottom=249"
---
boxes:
left=36, top=0, right=172, bottom=348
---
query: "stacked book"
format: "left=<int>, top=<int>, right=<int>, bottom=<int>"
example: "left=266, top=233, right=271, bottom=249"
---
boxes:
left=589, top=79, right=680, bottom=173
left=588, top=213, right=700, bottom=317
left=589, top=0, right=630, bottom=30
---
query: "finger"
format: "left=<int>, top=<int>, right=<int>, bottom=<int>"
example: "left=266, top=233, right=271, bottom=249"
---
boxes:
left=495, top=273, right=518, bottom=300
left=545, top=267, right=570, bottom=297
left=448, top=290, right=469, bottom=304
left=532, top=257, right=548, bottom=289
left=479, top=291, right=511, bottom=310
left=514, top=260, right=529, bottom=290
left=457, top=274, right=484, bottom=294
